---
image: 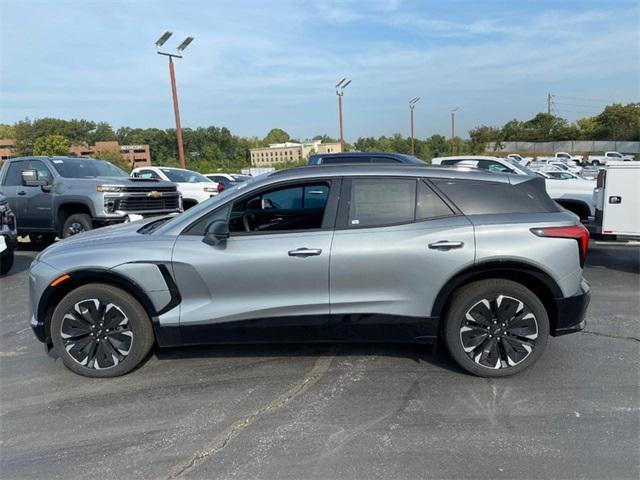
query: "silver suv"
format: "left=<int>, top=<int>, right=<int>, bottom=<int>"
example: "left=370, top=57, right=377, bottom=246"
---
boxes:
left=29, top=165, right=591, bottom=378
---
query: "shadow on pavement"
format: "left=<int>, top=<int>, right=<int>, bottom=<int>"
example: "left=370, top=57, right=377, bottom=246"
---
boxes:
left=153, top=341, right=467, bottom=375
left=586, top=244, right=640, bottom=274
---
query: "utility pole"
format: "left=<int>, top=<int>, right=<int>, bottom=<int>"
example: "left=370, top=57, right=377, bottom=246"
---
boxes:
left=335, top=78, right=351, bottom=152
left=156, top=31, right=194, bottom=169
left=409, top=97, right=420, bottom=155
left=450, top=107, right=459, bottom=154
left=547, top=93, right=553, bottom=115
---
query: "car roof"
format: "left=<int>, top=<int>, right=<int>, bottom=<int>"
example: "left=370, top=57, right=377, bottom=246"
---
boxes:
left=265, top=163, right=523, bottom=184
left=432, top=155, right=504, bottom=161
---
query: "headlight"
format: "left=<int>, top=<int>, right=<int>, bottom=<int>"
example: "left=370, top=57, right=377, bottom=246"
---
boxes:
left=97, top=185, right=124, bottom=193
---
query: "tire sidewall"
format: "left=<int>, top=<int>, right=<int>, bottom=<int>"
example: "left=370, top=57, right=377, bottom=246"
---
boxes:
left=62, top=214, right=92, bottom=238
left=444, top=280, right=550, bottom=377
left=0, top=250, right=14, bottom=275
left=50, top=284, right=154, bottom=378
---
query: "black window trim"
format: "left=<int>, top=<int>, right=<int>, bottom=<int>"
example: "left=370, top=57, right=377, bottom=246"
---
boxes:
left=181, top=177, right=341, bottom=236
left=335, top=176, right=460, bottom=231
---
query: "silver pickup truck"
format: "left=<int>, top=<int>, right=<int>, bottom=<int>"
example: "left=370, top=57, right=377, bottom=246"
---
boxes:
left=0, top=156, right=182, bottom=241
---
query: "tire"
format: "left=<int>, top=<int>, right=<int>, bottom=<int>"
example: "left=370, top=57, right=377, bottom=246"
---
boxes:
left=591, top=160, right=600, bottom=166
left=183, top=199, right=198, bottom=210
left=443, top=279, right=549, bottom=377
left=62, top=213, right=92, bottom=238
left=0, top=250, right=14, bottom=275
left=50, top=284, right=155, bottom=378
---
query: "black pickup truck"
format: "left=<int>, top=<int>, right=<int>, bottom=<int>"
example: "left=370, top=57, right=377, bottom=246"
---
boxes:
left=0, top=156, right=182, bottom=240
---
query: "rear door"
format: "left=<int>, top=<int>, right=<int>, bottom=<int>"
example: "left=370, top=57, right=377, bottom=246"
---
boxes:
left=329, top=177, right=475, bottom=338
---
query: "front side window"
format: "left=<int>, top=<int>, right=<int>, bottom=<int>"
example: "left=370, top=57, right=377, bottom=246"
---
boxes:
left=28, top=160, right=53, bottom=184
left=228, top=182, right=331, bottom=233
left=348, top=178, right=415, bottom=227
left=3, top=161, right=25, bottom=186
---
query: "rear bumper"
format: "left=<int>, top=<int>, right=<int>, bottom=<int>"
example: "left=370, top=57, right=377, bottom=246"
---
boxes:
left=552, top=278, right=591, bottom=336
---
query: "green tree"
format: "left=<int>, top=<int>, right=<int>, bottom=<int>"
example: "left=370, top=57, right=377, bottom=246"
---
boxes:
left=94, top=149, right=131, bottom=173
left=469, top=125, right=502, bottom=153
left=33, top=135, right=70, bottom=156
left=593, top=103, right=640, bottom=141
left=91, top=122, right=117, bottom=142
left=0, top=124, right=16, bottom=139
left=263, top=128, right=290, bottom=145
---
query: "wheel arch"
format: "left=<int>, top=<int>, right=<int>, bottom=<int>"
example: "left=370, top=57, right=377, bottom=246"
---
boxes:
left=56, top=202, right=93, bottom=234
left=431, top=260, right=563, bottom=334
left=37, top=268, right=160, bottom=345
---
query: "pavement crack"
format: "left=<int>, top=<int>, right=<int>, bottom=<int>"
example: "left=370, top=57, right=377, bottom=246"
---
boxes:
left=582, top=330, right=640, bottom=342
left=165, top=345, right=338, bottom=480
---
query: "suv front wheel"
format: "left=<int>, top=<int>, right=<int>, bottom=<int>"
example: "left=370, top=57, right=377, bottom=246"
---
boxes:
left=444, top=279, right=549, bottom=377
left=50, top=284, right=155, bottom=377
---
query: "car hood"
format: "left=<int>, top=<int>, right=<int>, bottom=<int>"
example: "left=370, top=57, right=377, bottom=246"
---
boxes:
left=80, top=176, right=176, bottom=189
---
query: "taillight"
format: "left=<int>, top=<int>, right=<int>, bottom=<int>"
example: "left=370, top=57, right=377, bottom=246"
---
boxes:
left=531, top=225, right=590, bottom=268
left=596, top=169, right=606, bottom=189
left=217, top=182, right=225, bottom=193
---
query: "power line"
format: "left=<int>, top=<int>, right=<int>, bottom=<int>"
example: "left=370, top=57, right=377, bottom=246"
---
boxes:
left=553, top=95, right=608, bottom=103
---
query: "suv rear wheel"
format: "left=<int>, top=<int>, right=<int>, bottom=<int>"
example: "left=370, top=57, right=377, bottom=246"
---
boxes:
left=50, top=284, right=155, bottom=378
left=444, top=279, right=549, bottom=377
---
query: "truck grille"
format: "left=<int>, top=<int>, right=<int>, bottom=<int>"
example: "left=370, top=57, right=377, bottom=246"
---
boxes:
left=117, top=195, right=180, bottom=212
left=120, top=186, right=177, bottom=193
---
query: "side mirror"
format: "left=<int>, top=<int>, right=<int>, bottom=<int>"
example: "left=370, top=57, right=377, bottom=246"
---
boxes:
left=21, top=169, right=48, bottom=187
left=203, top=220, right=229, bottom=246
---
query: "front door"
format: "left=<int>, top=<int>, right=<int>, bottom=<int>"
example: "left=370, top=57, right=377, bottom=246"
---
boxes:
left=329, top=177, right=475, bottom=341
left=171, top=178, right=339, bottom=343
left=18, top=159, right=54, bottom=230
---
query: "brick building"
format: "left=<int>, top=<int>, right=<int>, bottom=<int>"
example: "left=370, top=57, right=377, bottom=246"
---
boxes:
left=250, top=140, right=342, bottom=167
left=69, top=141, right=151, bottom=167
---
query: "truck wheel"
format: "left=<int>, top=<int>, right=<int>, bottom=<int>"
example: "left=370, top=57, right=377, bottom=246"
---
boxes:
left=50, top=284, right=155, bottom=377
left=62, top=213, right=92, bottom=238
left=0, top=250, right=14, bottom=275
left=591, top=160, right=600, bottom=166
left=443, top=279, right=549, bottom=377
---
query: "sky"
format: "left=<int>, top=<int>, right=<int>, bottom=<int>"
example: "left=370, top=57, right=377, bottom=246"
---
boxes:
left=0, top=0, right=638, bottom=141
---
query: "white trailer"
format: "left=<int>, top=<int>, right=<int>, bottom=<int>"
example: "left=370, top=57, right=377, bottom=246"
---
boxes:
left=591, top=161, right=640, bottom=239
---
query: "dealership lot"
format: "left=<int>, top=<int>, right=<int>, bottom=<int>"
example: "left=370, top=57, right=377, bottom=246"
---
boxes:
left=0, top=244, right=638, bottom=479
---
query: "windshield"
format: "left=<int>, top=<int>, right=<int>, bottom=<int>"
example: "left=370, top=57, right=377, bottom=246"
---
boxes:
left=51, top=158, right=127, bottom=178
left=505, top=157, right=537, bottom=176
left=155, top=177, right=257, bottom=233
left=161, top=168, right=211, bottom=183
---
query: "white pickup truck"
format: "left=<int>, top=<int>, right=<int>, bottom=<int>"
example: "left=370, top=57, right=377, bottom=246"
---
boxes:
left=432, top=155, right=596, bottom=221
left=506, top=153, right=533, bottom=165
left=536, top=152, right=582, bottom=165
left=587, top=151, right=635, bottom=166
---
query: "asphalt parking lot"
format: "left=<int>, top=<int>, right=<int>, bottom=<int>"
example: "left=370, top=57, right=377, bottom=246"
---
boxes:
left=1, top=243, right=638, bottom=479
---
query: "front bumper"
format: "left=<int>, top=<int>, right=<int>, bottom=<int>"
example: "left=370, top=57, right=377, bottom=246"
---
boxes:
left=551, top=278, right=591, bottom=336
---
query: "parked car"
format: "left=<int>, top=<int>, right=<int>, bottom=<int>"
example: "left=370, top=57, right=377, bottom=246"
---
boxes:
left=0, top=157, right=181, bottom=240
left=0, top=192, right=17, bottom=275
left=29, top=164, right=590, bottom=378
left=590, top=161, right=640, bottom=239
left=506, top=153, right=533, bottom=165
left=529, top=159, right=583, bottom=174
left=204, top=173, right=250, bottom=192
left=535, top=170, right=593, bottom=182
left=587, top=151, right=635, bottom=166
left=132, top=166, right=218, bottom=209
left=309, top=152, right=426, bottom=165
left=536, top=152, right=583, bottom=165
left=432, top=156, right=596, bottom=221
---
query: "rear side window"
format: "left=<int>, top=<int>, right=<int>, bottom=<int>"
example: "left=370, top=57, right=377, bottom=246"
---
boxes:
left=348, top=178, right=415, bottom=227
left=371, top=157, right=400, bottom=164
left=3, top=161, right=25, bottom=186
left=416, top=181, right=454, bottom=219
left=432, top=178, right=561, bottom=215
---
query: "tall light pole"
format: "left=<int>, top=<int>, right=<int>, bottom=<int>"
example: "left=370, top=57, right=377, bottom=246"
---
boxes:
left=156, top=31, right=194, bottom=169
left=335, top=78, right=351, bottom=152
left=450, top=107, right=460, bottom=154
left=409, top=97, right=420, bottom=155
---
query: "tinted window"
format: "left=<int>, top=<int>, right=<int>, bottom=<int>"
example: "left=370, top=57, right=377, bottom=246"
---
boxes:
left=3, top=161, right=25, bottom=186
left=28, top=160, right=53, bottom=183
left=161, top=169, right=210, bottom=183
left=51, top=158, right=127, bottom=178
left=432, top=178, right=561, bottom=215
left=322, top=156, right=369, bottom=164
left=416, top=181, right=454, bottom=220
left=477, top=160, right=513, bottom=173
left=349, top=178, right=415, bottom=227
left=229, top=182, right=330, bottom=233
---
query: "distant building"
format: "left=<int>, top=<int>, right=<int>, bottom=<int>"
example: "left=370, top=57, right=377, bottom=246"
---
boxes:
left=69, top=141, right=152, bottom=167
left=0, top=139, right=15, bottom=161
left=0, top=139, right=151, bottom=167
left=250, top=140, right=342, bottom=167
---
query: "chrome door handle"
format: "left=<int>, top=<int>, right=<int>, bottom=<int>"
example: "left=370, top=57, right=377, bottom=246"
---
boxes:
left=429, top=240, right=464, bottom=250
left=288, top=248, right=322, bottom=257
